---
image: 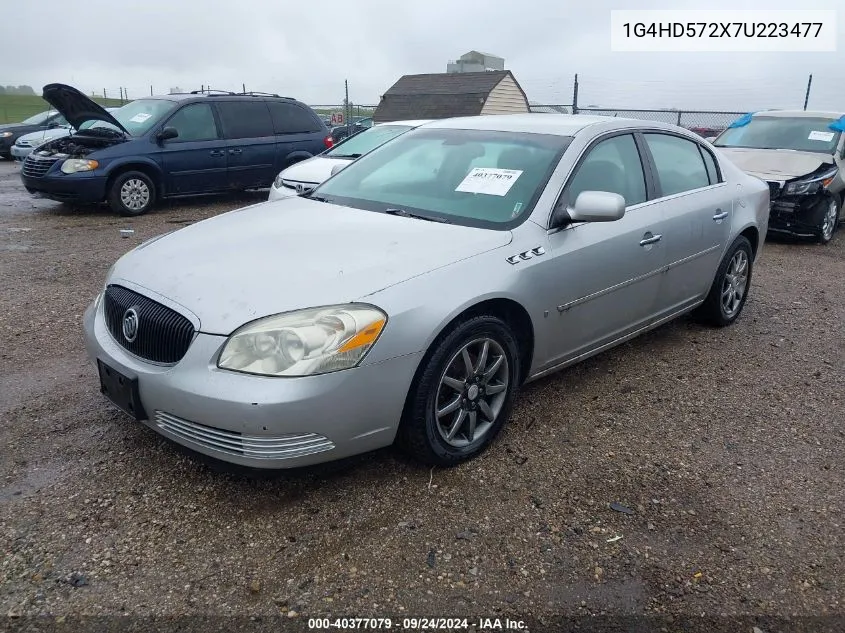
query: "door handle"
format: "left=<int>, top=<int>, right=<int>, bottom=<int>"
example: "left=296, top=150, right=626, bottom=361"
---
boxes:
left=209, top=150, right=224, bottom=157
left=229, top=148, right=242, bottom=155
left=713, top=210, right=729, bottom=221
left=639, top=234, right=662, bottom=247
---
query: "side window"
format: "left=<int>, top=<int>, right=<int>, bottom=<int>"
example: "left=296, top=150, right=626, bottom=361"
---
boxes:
left=267, top=102, right=322, bottom=134
left=216, top=101, right=274, bottom=139
left=699, top=146, right=721, bottom=185
left=566, top=134, right=647, bottom=206
left=644, top=133, right=710, bottom=196
left=164, top=103, right=219, bottom=142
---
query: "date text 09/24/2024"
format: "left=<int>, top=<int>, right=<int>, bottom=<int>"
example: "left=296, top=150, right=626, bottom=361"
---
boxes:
left=307, top=617, right=528, bottom=630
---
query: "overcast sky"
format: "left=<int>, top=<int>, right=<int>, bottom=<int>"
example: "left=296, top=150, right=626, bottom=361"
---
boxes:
left=1, top=0, right=842, bottom=112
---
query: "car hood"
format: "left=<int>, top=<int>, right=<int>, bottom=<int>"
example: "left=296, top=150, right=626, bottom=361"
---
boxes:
left=41, top=83, right=128, bottom=134
left=0, top=123, right=26, bottom=132
left=110, top=198, right=512, bottom=334
left=279, top=156, right=352, bottom=184
left=716, top=147, right=835, bottom=181
left=17, top=128, right=71, bottom=144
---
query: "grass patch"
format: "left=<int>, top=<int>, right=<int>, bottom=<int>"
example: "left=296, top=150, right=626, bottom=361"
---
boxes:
left=0, top=94, right=127, bottom=124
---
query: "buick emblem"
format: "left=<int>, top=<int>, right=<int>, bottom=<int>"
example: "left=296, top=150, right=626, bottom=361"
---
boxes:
left=122, top=307, right=139, bottom=343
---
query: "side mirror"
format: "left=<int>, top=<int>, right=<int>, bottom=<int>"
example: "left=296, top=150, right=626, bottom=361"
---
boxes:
left=568, top=191, right=626, bottom=223
left=330, top=163, right=347, bottom=176
left=157, top=127, right=179, bottom=142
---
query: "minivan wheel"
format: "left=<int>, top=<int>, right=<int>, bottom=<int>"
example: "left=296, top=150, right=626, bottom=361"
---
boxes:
left=694, top=235, right=753, bottom=327
left=108, top=171, right=156, bottom=217
left=397, top=315, right=520, bottom=466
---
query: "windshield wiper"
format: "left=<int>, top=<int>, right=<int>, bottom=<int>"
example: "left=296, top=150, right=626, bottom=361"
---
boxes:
left=328, top=153, right=362, bottom=159
left=385, top=208, right=449, bottom=223
left=303, top=192, right=332, bottom=203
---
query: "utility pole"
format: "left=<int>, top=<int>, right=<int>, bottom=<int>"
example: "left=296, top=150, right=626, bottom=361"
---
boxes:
left=572, top=74, right=579, bottom=114
left=803, top=74, right=813, bottom=110
left=243, top=83, right=246, bottom=94
left=344, top=79, right=350, bottom=136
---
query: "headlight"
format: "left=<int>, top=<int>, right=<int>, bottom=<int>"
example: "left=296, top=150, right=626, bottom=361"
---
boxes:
left=218, top=304, right=387, bottom=377
left=0, top=132, right=13, bottom=138
left=784, top=168, right=838, bottom=195
left=273, top=173, right=285, bottom=188
left=61, top=159, right=99, bottom=174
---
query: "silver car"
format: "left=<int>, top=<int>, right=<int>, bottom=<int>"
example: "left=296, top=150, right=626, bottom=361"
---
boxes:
left=83, top=114, right=768, bottom=469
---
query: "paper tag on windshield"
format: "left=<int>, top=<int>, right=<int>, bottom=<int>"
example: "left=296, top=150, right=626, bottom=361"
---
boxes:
left=808, top=130, right=835, bottom=142
left=455, top=168, right=522, bottom=196
left=130, top=113, right=152, bottom=124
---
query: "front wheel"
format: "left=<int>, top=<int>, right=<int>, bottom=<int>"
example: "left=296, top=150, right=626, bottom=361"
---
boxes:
left=397, top=315, right=520, bottom=466
left=812, top=194, right=840, bottom=244
left=695, top=235, right=753, bottom=327
left=108, top=171, right=156, bottom=217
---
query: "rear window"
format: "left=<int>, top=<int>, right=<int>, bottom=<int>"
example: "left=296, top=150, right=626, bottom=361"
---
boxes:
left=216, top=101, right=274, bottom=139
left=267, top=102, right=322, bottom=134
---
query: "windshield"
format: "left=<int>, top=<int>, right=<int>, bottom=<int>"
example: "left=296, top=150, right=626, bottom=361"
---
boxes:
left=21, top=111, right=58, bottom=125
left=714, top=116, right=842, bottom=154
left=313, top=128, right=571, bottom=228
left=109, top=99, right=178, bottom=136
left=326, top=124, right=413, bottom=158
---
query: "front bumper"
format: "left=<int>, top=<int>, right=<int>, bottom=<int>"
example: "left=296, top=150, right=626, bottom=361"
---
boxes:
left=83, top=298, right=422, bottom=469
left=11, top=145, right=32, bottom=160
left=767, top=193, right=826, bottom=237
left=21, top=170, right=108, bottom=203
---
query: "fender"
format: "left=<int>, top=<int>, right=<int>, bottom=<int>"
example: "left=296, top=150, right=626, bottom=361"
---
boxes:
left=103, top=156, right=164, bottom=182
left=282, top=150, right=314, bottom=169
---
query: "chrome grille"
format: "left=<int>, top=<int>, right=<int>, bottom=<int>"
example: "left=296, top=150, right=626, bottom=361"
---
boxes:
left=103, top=285, right=195, bottom=364
left=21, top=155, right=59, bottom=178
left=154, top=411, right=335, bottom=460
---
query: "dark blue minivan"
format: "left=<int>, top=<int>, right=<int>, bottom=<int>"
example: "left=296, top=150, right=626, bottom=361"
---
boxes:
left=21, top=84, right=333, bottom=216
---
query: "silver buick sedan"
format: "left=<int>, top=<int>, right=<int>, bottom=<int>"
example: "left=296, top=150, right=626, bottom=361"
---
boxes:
left=83, top=114, right=769, bottom=469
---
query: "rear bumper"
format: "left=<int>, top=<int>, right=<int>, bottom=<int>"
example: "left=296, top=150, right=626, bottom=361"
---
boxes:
left=21, top=172, right=108, bottom=203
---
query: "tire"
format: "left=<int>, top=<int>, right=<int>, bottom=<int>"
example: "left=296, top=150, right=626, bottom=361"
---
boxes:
left=695, top=235, right=753, bottom=327
left=396, top=315, right=521, bottom=466
left=810, top=194, right=840, bottom=243
left=108, top=170, right=156, bottom=217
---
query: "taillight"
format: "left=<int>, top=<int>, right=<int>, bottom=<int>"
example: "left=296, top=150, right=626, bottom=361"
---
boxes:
left=324, top=135, right=334, bottom=149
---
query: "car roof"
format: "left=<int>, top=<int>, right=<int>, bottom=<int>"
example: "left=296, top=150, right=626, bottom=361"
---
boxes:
left=752, top=109, right=845, bottom=119
left=376, top=119, right=435, bottom=128
left=424, top=113, right=682, bottom=136
left=141, top=93, right=303, bottom=104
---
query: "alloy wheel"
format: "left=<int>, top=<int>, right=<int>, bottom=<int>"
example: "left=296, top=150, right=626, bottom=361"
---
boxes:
left=721, top=249, right=749, bottom=318
left=434, top=338, right=509, bottom=448
left=821, top=199, right=838, bottom=241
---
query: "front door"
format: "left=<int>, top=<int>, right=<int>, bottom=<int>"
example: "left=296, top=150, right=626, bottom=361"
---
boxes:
left=536, top=132, right=668, bottom=370
left=158, top=103, right=228, bottom=195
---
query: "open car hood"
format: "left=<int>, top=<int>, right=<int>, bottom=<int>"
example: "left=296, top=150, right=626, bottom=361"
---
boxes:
left=41, top=83, right=129, bottom=134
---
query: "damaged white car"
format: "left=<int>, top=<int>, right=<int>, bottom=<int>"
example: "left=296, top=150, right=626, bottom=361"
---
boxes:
left=713, top=110, right=844, bottom=243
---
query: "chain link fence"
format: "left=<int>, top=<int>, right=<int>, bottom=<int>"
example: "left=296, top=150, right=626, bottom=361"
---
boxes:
left=528, top=105, right=744, bottom=136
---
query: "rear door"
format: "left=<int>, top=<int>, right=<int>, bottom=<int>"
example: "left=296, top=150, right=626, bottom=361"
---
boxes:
left=158, top=102, right=229, bottom=195
left=214, top=100, right=277, bottom=189
left=267, top=101, right=326, bottom=172
left=639, top=132, right=732, bottom=317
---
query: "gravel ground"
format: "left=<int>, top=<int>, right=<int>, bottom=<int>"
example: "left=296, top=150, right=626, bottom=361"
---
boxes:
left=1, top=158, right=844, bottom=630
